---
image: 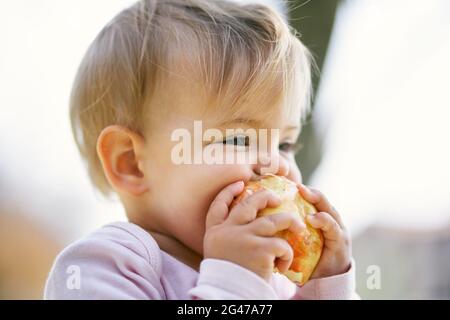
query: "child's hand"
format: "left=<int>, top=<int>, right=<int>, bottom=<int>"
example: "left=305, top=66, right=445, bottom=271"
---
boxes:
left=203, top=181, right=305, bottom=282
left=297, top=184, right=352, bottom=279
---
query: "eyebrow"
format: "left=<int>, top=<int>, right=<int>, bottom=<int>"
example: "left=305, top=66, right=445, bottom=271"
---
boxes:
left=285, top=125, right=301, bottom=133
left=217, top=118, right=265, bottom=128
left=218, top=118, right=300, bottom=132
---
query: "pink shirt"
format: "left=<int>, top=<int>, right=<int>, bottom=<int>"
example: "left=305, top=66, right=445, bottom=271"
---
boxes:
left=44, top=221, right=358, bottom=299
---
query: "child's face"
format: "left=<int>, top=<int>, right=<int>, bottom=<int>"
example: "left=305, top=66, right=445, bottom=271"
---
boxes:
left=138, top=103, right=303, bottom=256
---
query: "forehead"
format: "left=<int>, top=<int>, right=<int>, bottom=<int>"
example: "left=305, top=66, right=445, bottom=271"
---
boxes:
left=161, top=84, right=303, bottom=132
left=206, top=96, right=303, bottom=131
left=144, top=52, right=305, bottom=134
left=144, top=91, right=302, bottom=143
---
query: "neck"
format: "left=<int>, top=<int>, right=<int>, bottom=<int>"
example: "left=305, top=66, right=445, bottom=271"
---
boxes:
left=125, top=203, right=203, bottom=271
left=145, top=229, right=203, bottom=271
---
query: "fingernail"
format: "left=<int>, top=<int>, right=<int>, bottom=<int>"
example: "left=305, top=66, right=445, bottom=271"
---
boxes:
left=235, top=181, right=244, bottom=187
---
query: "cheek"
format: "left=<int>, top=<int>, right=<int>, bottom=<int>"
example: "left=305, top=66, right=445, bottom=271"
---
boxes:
left=170, top=164, right=252, bottom=251
left=167, top=162, right=251, bottom=208
left=191, top=163, right=253, bottom=210
left=287, top=157, right=302, bottom=184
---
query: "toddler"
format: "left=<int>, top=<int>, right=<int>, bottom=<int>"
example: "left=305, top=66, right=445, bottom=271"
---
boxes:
left=45, top=0, right=357, bottom=299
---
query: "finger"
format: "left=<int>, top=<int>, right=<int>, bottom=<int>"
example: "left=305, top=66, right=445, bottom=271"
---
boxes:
left=206, top=181, right=244, bottom=229
left=265, top=238, right=293, bottom=273
left=228, top=189, right=281, bottom=225
left=297, top=184, right=344, bottom=228
left=250, top=212, right=306, bottom=237
left=306, top=211, right=342, bottom=242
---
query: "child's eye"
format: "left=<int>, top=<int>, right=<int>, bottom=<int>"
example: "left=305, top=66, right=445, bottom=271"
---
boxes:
left=222, top=135, right=250, bottom=147
left=279, top=141, right=303, bottom=154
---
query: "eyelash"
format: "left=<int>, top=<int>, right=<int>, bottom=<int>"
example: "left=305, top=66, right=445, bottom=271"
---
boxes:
left=222, top=135, right=249, bottom=147
left=221, top=135, right=303, bottom=154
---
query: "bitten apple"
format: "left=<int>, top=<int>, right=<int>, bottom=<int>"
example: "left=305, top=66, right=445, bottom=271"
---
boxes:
left=231, top=174, right=323, bottom=285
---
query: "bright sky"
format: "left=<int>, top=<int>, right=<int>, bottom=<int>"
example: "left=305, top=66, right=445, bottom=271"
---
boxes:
left=311, top=0, right=450, bottom=234
left=0, top=1, right=134, bottom=241
left=0, top=0, right=449, bottom=241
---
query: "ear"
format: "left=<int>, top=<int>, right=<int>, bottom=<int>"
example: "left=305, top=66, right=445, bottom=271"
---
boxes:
left=97, top=125, right=149, bottom=196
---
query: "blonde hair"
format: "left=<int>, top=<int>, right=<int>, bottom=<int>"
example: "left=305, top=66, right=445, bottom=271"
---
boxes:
left=70, top=0, right=314, bottom=196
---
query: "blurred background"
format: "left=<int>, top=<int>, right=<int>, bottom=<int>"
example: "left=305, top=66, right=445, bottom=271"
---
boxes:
left=0, top=0, right=449, bottom=299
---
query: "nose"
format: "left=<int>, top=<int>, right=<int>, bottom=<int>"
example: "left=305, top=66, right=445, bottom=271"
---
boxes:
left=252, top=149, right=289, bottom=178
